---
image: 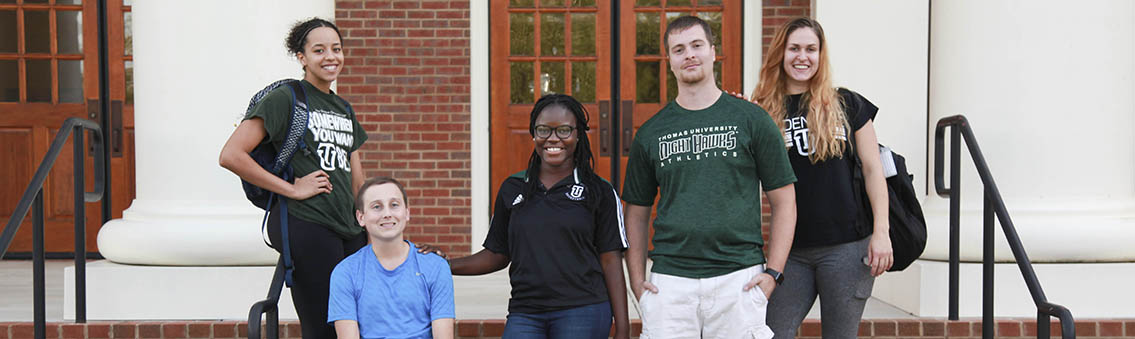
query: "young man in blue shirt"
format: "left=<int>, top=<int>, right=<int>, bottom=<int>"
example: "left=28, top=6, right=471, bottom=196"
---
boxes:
left=328, top=177, right=455, bottom=339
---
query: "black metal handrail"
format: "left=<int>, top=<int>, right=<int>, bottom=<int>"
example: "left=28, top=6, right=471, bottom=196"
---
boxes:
left=248, top=257, right=287, bottom=339
left=0, top=117, right=105, bottom=339
left=935, top=115, right=1075, bottom=339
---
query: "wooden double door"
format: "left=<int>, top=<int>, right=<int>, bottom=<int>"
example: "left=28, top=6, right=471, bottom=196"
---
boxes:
left=1, top=0, right=135, bottom=256
left=489, top=0, right=744, bottom=201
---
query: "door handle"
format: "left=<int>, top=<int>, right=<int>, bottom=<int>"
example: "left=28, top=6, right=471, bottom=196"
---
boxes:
left=111, top=100, right=123, bottom=158
left=86, top=99, right=99, bottom=156
left=621, top=100, right=633, bottom=155
left=599, top=100, right=611, bottom=156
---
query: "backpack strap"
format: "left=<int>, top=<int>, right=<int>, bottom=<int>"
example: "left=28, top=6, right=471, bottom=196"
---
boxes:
left=259, top=80, right=310, bottom=288
left=844, top=110, right=874, bottom=236
left=272, top=81, right=310, bottom=173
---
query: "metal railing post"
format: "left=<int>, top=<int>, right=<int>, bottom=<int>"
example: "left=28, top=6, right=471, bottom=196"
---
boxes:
left=73, top=126, right=88, bottom=322
left=1038, top=311, right=1050, bottom=339
left=33, top=190, right=46, bottom=339
left=948, top=126, right=960, bottom=321
left=983, top=190, right=994, bottom=339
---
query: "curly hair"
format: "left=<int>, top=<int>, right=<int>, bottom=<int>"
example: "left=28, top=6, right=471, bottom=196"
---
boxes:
left=284, top=17, right=342, bottom=56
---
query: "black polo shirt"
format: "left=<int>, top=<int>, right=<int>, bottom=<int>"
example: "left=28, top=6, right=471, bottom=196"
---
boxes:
left=484, top=169, right=628, bottom=314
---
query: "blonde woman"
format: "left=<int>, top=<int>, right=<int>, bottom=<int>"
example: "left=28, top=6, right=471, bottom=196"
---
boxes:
left=752, top=17, right=893, bottom=338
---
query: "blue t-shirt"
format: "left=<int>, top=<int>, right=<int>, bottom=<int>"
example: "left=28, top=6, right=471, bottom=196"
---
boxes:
left=328, top=240, right=455, bottom=339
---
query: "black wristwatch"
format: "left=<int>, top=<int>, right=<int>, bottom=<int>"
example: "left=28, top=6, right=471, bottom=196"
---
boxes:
left=764, top=267, right=784, bottom=285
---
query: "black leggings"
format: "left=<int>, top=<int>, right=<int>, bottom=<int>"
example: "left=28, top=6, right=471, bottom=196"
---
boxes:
left=267, top=202, right=366, bottom=339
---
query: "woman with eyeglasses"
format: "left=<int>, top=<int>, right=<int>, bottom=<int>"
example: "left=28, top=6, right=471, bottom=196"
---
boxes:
left=420, top=94, right=630, bottom=339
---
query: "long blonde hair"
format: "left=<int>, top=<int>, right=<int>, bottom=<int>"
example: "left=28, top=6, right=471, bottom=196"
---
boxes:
left=752, top=17, right=847, bottom=163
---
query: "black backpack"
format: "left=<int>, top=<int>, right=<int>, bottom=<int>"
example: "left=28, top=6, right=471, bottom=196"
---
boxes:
left=243, top=79, right=309, bottom=208
left=849, top=141, right=928, bottom=272
left=242, top=79, right=310, bottom=287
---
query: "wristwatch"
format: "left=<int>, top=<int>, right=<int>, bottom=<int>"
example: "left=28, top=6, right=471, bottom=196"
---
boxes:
left=764, top=268, right=784, bottom=285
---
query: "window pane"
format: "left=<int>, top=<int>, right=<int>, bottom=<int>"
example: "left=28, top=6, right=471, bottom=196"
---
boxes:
left=125, top=60, right=133, bottom=104
left=510, top=0, right=534, bottom=7
left=0, top=60, right=16, bottom=102
left=698, top=11, right=722, bottom=51
left=571, top=61, right=595, bottom=103
left=541, top=0, right=566, bottom=7
left=59, top=59, right=83, bottom=103
left=58, top=0, right=83, bottom=4
left=701, top=0, right=723, bottom=5
left=669, top=0, right=693, bottom=6
left=636, top=0, right=660, bottom=6
left=665, top=11, right=684, bottom=25
left=714, top=61, right=721, bottom=88
left=0, top=0, right=14, bottom=3
left=666, top=68, right=677, bottom=102
left=24, top=0, right=48, bottom=3
left=570, top=13, right=595, bottom=56
left=124, top=12, right=132, bottom=55
left=0, top=11, right=15, bottom=53
left=541, top=61, right=564, bottom=96
left=510, top=62, right=534, bottom=104
left=123, top=0, right=132, bottom=5
left=635, top=12, right=659, bottom=55
left=27, top=59, right=51, bottom=102
left=636, top=61, right=660, bottom=103
left=540, top=13, right=564, bottom=56
left=57, top=11, right=83, bottom=54
left=25, top=10, right=50, bottom=53
left=572, top=0, right=595, bottom=6
left=510, top=13, right=534, bottom=56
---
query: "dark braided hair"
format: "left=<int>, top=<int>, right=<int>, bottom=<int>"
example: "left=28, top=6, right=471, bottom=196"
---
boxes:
left=522, top=94, right=604, bottom=209
left=284, top=18, right=342, bottom=70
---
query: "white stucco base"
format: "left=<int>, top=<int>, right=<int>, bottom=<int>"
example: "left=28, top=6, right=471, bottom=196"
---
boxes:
left=98, top=200, right=277, bottom=265
left=63, top=261, right=295, bottom=320
left=872, top=260, right=1135, bottom=318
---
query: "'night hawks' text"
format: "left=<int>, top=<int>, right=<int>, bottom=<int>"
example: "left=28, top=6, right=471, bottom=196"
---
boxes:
left=659, top=130, right=738, bottom=161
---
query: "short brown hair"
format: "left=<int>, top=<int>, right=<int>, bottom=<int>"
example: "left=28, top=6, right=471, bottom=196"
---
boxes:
left=354, top=176, right=408, bottom=210
left=664, top=15, right=715, bottom=54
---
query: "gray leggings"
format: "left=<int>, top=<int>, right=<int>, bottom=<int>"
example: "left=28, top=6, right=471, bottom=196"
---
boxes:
left=767, top=236, right=874, bottom=338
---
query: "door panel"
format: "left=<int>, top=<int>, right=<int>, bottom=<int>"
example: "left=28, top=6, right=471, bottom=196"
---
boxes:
left=0, top=0, right=134, bottom=256
left=491, top=0, right=610, bottom=203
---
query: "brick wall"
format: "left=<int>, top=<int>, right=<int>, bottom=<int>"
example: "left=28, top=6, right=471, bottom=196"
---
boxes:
left=334, top=0, right=473, bottom=255
left=761, top=0, right=812, bottom=54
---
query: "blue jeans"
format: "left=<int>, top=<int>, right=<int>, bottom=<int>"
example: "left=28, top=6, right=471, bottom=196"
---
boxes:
left=502, top=301, right=612, bottom=339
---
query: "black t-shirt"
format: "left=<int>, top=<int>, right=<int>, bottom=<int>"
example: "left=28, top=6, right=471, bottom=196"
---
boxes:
left=483, top=169, right=627, bottom=314
left=783, top=88, right=878, bottom=248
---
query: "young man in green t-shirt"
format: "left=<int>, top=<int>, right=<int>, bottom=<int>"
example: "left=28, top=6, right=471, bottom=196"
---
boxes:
left=621, top=16, right=798, bottom=339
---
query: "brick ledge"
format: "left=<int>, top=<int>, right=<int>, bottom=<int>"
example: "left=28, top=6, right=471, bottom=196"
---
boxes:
left=1, top=318, right=1130, bottom=338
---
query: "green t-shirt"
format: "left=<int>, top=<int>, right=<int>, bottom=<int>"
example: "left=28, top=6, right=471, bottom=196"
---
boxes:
left=621, top=93, right=796, bottom=278
left=244, top=80, right=368, bottom=239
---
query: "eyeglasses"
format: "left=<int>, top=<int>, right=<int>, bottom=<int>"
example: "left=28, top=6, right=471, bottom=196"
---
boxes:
left=533, top=125, right=576, bottom=139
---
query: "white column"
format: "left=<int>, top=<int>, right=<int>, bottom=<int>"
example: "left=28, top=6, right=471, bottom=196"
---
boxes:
left=924, top=0, right=1135, bottom=263
left=815, top=0, right=930, bottom=197
left=815, top=0, right=1135, bottom=318
left=97, top=0, right=335, bottom=265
